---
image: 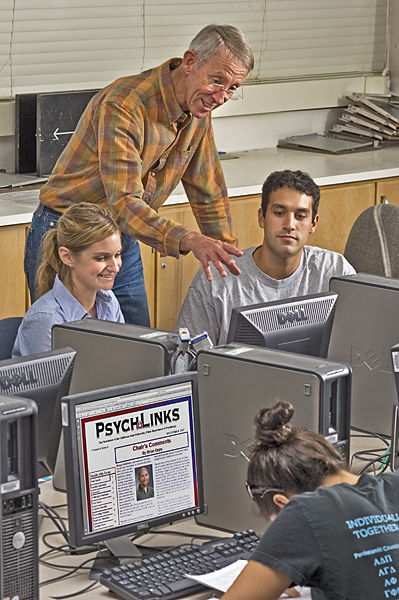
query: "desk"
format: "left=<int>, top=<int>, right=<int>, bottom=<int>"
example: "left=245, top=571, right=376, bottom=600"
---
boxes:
left=38, top=480, right=313, bottom=600
left=39, top=479, right=216, bottom=600
left=37, top=431, right=385, bottom=599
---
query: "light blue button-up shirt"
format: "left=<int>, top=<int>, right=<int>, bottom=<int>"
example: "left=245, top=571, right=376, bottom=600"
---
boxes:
left=12, top=275, right=124, bottom=357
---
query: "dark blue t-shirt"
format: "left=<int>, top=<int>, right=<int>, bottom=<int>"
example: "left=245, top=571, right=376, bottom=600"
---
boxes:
left=251, top=471, right=399, bottom=599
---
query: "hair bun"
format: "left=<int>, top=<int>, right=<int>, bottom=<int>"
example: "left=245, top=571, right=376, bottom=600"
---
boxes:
left=254, top=401, right=294, bottom=447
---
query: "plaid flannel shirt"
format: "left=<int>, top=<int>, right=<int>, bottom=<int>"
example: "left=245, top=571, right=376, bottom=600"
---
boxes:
left=39, top=59, right=236, bottom=257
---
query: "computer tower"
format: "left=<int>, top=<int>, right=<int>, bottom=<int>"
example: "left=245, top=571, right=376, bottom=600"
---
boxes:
left=196, top=344, right=351, bottom=534
left=328, top=273, right=399, bottom=436
left=0, top=395, right=38, bottom=600
left=52, top=320, right=180, bottom=394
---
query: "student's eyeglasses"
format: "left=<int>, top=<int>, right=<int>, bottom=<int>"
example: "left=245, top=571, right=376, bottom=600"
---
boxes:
left=245, top=481, right=285, bottom=501
left=203, top=70, right=243, bottom=101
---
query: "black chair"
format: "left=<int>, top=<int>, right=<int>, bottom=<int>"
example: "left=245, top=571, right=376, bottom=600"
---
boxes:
left=344, top=202, right=399, bottom=278
left=0, top=316, right=23, bottom=360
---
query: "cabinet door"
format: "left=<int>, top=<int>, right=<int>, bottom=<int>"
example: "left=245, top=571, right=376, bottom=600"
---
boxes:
left=155, top=204, right=200, bottom=332
left=138, top=241, right=156, bottom=326
left=229, top=194, right=263, bottom=250
left=0, top=224, right=29, bottom=319
left=155, top=195, right=264, bottom=332
left=308, top=181, right=375, bottom=255
left=375, top=177, right=399, bottom=206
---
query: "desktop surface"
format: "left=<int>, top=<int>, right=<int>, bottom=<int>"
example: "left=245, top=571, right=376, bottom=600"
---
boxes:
left=38, top=479, right=229, bottom=600
left=38, top=480, right=313, bottom=600
left=37, top=428, right=379, bottom=600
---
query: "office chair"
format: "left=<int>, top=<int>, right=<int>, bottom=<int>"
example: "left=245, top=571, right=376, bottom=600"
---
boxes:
left=0, top=316, right=23, bottom=360
left=344, top=202, right=399, bottom=278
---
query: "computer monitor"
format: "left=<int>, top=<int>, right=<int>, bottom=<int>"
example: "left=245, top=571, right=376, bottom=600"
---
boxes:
left=62, top=372, right=203, bottom=562
left=52, top=320, right=181, bottom=395
left=0, top=348, right=75, bottom=478
left=329, top=273, right=399, bottom=436
left=227, top=292, right=338, bottom=358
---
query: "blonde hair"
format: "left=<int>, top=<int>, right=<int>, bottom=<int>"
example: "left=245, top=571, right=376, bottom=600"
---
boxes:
left=35, top=203, right=120, bottom=298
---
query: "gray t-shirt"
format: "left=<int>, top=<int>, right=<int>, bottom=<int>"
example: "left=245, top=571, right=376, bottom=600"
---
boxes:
left=176, top=245, right=355, bottom=345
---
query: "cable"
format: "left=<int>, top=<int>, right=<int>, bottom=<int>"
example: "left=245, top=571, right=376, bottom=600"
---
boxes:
left=49, top=580, right=99, bottom=599
left=349, top=426, right=392, bottom=475
left=39, top=501, right=69, bottom=543
left=350, top=426, right=390, bottom=444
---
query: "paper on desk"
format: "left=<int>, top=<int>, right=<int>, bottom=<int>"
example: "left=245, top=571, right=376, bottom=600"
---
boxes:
left=186, top=559, right=248, bottom=593
left=186, top=560, right=313, bottom=599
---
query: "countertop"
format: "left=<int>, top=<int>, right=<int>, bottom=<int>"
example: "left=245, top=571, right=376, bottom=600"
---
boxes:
left=2, top=146, right=399, bottom=226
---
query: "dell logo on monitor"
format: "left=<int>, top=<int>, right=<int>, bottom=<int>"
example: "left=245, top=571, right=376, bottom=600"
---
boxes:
left=0, top=371, right=38, bottom=391
left=277, top=309, right=308, bottom=325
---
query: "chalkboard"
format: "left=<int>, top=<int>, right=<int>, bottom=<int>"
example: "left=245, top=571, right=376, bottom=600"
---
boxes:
left=15, top=89, right=99, bottom=177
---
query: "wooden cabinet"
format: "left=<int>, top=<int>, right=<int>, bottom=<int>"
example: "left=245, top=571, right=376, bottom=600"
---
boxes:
left=2, top=175, right=397, bottom=328
left=0, top=223, right=29, bottom=319
left=139, top=241, right=156, bottom=326
left=150, top=194, right=264, bottom=331
left=308, top=181, right=374, bottom=254
left=154, top=204, right=200, bottom=332
left=375, top=177, right=399, bottom=206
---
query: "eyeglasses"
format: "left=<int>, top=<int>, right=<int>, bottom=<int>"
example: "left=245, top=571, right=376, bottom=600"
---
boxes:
left=203, top=70, right=243, bottom=101
left=245, top=481, right=285, bottom=501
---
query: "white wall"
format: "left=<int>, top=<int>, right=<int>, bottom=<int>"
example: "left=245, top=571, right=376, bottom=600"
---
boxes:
left=0, top=136, right=16, bottom=173
left=0, top=4, right=395, bottom=173
left=212, top=107, right=342, bottom=154
left=390, top=0, right=399, bottom=93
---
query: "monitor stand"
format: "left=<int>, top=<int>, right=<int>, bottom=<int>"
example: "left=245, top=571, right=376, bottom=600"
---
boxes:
left=89, top=537, right=142, bottom=579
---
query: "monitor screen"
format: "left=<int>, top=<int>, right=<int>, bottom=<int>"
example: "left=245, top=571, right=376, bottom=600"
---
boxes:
left=0, top=348, right=76, bottom=478
left=62, top=372, right=204, bottom=549
left=227, top=292, right=338, bottom=358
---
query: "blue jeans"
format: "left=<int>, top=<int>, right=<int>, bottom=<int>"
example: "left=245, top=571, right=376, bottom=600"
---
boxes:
left=24, top=203, right=150, bottom=326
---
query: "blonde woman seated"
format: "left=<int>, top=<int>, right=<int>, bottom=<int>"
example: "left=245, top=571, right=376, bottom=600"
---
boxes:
left=222, top=401, right=399, bottom=600
left=13, top=203, right=124, bottom=357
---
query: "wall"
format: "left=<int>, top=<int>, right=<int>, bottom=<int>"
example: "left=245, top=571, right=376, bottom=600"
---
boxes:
left=0, top=4, right=396, bottom=172
left=390, top=0, right=399, bottom=93
left=212, top=107, right=342, bottom=154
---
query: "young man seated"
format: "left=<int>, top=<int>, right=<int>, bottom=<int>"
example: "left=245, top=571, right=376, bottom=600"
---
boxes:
left=176, top=169, right=355, bottom=346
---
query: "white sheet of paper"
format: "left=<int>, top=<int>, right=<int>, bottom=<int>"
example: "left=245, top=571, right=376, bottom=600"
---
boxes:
left=186, top=559, right=313, bottom=599
left=186, top=559, right=248, bottom=593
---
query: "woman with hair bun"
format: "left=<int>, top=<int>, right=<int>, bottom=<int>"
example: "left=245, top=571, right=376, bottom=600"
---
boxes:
left=13, top=203, right=124, bottom=357
left=221, top=401, right=399, bottom=600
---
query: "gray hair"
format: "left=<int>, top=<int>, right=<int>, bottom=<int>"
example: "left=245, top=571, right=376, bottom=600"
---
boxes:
left=189, top=24, right=254, bottom=72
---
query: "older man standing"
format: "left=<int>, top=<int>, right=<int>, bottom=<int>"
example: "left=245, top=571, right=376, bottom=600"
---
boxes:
left=25, top=24, right=254, bottom=324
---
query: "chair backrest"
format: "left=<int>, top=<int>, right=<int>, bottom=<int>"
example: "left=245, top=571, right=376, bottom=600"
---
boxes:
left=0, top=316, right=23, bottom=360
left=344, top=203, right=399, bottom=278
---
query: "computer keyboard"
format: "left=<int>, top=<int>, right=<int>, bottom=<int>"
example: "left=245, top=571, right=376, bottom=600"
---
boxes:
left=99, top=529, right=261, bottom=600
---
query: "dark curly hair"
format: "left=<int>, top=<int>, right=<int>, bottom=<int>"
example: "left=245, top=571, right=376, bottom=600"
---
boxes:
left=247, top=401, right=347, bottom=519
left=261, top=170, right=320, bottom=220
